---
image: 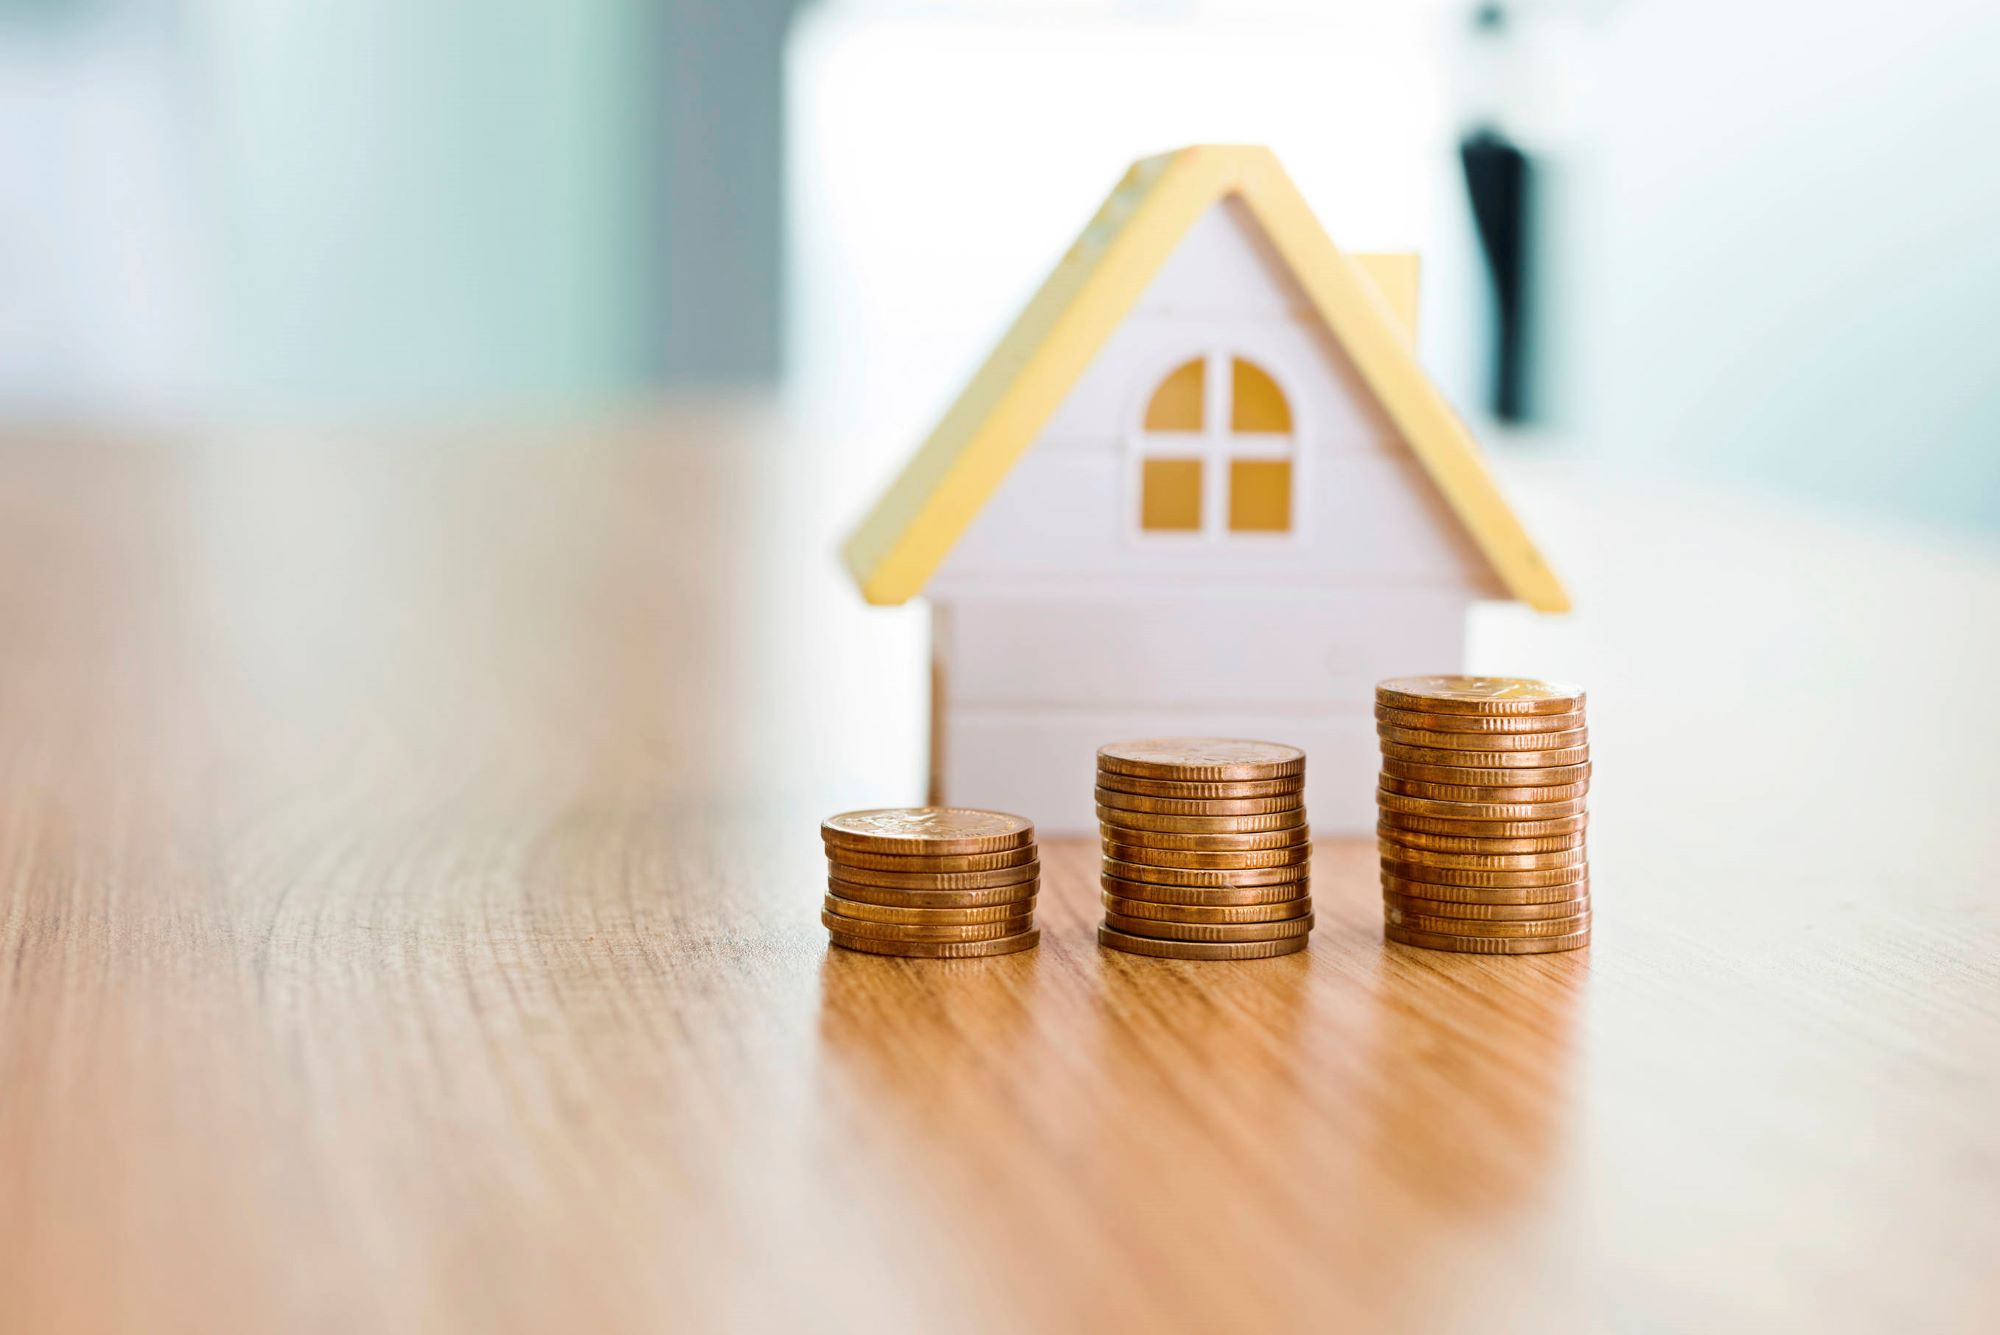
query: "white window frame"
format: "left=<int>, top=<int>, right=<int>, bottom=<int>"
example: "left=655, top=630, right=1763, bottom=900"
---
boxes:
left=1127, top=345, right=1304, bottom=545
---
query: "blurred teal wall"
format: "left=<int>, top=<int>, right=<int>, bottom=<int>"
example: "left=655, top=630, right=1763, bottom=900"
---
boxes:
left=1559, top=0, right=2000, bottom=534
left=200, top=0, right=649, bottom=410
left=194, top=0, right=797, bottom=412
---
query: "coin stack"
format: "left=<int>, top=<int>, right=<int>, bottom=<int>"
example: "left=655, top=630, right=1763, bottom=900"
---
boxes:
left=1094, top=739, right=1313, bottom=960
left=1374, top=676, right=1590, bottom=954
left=821, top=807, right=1042, bottom=957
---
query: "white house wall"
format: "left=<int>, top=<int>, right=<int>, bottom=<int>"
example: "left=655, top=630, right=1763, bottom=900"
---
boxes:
left=939, top=587, right=1472, bottom=709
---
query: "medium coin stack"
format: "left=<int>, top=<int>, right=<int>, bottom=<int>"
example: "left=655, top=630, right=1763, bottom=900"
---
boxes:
left=1095, top=739, right=1313, bottom=960
left=1375, top=676, right=1591, bottom=954
left=821, top=807, right=1042, bottom=957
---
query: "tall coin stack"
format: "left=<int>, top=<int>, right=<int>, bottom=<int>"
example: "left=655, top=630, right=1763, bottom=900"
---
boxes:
left=1374, top=676, right=1591, bottom=954
left=822, top=808, right=1042, bottom=958
left=1095, top=739, right=1314, bottom=960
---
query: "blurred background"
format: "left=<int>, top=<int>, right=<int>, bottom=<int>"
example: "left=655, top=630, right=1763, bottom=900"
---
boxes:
left=4, top=0, right=1997, bottom=532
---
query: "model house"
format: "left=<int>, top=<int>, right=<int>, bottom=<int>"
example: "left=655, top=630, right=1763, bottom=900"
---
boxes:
left=842, top=144, right=1568, bottom=833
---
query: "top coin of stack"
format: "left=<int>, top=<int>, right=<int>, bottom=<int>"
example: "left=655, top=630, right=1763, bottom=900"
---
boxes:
left=821, top=808, right=1042, bottom=957
left=1094, top=739, right=1314, bottom=960
left=1374, top=676, right=1591, bottom=954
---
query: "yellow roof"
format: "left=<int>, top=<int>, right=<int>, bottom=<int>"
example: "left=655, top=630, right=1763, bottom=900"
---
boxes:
left=842, top=144, right=1569, bottom=612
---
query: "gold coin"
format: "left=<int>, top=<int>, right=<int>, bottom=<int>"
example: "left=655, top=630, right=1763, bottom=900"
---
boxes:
left=824, top=844, right=1038, bottom=873
left=1377, top=841, right=1585, bottom=871
left=828, top=877, right=1039, bottom=909
left=825, top=894, right=1039, bottom=926
left=827, top=859, right=1040, bottom=890
left=1381, top=889, right=1588, bottom=921
left=1094, top=771, right=1303, bottom=799
left=1381, top=758, right=1591, bottom=787
left=1102, top=893, right=1312, bottom=924
left=1102, top=873, right=1310, bottom=906
left=1378, top=808, right=1587, bottom=837
left=1094, top=787, right=1304, bottom=817
left=828, top=928, right=1041, bottom=958
left=1095, top=805, right=1306, bottom=834
left=1373, top=704, right=1585, bottom=734
left=1101, top=857, right=1309, bottom=889
left=1376, top=825, right=1585, bottom=855
left=1377, top=723, right=1588, bottom=753
left=1384, top=907, right=1590, bottom=937
left=1377, top=788, right=1589, bottom=821
left=822, top=807, right=1033, bottom=855
left=1379, top=739, right=1591, bottom=769
left=1381, top=871, right=1588, bottom=904
left=1096, top=738, right=1305, bottom=782
left=1379, top=773, right=1589, bottom=805
left=1379, top=860, right=1587, bottom=889
left=1102, top=840, right=1311, bottom=870
left=821, top=909, right=1033, bottom=942
left=1098, top=927, right=1309, bottom=959
left=1375, top=675, right=1585, bottom=716
left=1102, top=912, right=1315, bottom=943
left=1384, top=924, right=1590, bottom=954
left=1097, top=823, right=1311, bottom=852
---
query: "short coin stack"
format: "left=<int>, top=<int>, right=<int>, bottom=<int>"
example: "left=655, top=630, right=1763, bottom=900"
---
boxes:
left=1095, top=739, right=1313, bottom=960
left=822, top=808, right=1041, bottom=957
left=1375, top=676, right=1591, bottom=954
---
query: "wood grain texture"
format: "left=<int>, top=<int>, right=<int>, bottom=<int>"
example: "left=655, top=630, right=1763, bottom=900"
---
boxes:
left=0, top=417, right=1996, bottom=1334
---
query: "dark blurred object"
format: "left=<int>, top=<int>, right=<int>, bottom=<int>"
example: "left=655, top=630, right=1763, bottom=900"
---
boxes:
left=1460, top=125, right=1533, bottom=423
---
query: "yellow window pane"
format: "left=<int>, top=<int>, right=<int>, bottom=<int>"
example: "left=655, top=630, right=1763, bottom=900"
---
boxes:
left=1229, top=459, right=1292, bottom=532
left=1141, top=457, right=1203, bottom=531
left=1143, top=358, right=1205, bottom=431
left=1231, top=358, right=1292, bottom=433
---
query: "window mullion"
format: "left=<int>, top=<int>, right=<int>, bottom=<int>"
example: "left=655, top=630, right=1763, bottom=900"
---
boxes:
left=1228, top=437, right=1291, bottom=459
left=1203, top=350, right=1230, bottom=536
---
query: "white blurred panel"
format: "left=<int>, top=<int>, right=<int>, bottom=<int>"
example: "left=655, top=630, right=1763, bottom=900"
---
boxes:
left=0, top=15, right=211, bottom=411
left=787, top=2, right=1480, bottom=498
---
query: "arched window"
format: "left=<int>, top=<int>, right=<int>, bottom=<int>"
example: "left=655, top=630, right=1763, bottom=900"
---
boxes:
left=1136, top=354, right=1294, bottom=534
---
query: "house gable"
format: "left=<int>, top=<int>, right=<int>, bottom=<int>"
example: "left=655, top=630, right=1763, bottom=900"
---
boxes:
left=932, top=198, right=1500, bottom=596
left=843, top=145, right=1567, bottom=611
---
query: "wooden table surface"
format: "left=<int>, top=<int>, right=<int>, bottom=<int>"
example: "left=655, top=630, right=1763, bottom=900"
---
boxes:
left=1, top=414, right=1995, bottom=1334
